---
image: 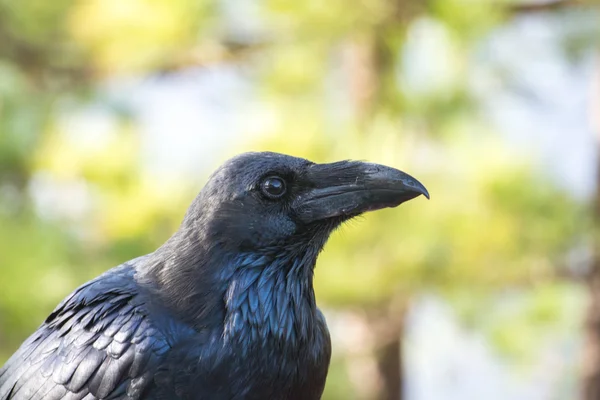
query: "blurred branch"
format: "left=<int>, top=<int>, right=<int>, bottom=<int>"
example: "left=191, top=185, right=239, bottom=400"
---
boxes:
left=556, top=263, right=592, bottom=283
left=155, top=40, right=269, bottom=75
left=506, top=0, right=591, bottom=14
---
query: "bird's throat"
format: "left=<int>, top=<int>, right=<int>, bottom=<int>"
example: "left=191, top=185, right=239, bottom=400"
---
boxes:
left=222, top=252, right=319, bottom=346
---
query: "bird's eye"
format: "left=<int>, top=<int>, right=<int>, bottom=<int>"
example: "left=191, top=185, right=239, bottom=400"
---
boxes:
left=261, top=176, right=287, bottom=199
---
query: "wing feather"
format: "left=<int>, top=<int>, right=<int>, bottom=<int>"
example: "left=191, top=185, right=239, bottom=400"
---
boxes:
left=0, top=263, right=171, bottom=400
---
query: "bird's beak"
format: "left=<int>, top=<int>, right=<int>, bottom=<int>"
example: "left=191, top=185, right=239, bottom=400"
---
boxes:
left=294, top=161, right=429, bottom=224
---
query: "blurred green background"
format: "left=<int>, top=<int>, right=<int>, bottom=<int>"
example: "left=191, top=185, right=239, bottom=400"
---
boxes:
left=0, top=0, right=599, bottom=399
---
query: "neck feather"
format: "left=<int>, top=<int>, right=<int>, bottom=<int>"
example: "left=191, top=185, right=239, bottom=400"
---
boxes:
left=222, top=250, right=319, bottom=346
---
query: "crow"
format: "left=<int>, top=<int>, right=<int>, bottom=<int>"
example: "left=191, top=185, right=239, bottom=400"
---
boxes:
left=0, top=152, right=428, bottom=400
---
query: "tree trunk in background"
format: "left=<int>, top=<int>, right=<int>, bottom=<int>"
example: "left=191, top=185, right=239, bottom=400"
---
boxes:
left=374, top=330, right=404, bottom=400
left=583, top=54, right=600, bottom=400
left=342, top=35, right=377, bottom=123
left=367, top=301, right=409, bottom=400
left=340, top=3, right=423, bottom=398
left=584, top=265, right=600, bottom=400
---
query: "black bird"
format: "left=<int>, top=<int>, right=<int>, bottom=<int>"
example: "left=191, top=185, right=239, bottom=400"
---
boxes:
left=0, top=152, right=428, bottom=400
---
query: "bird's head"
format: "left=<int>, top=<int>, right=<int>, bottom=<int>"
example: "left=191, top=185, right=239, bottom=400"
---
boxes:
left=183, top=151, right=428, bottom=256
left=147, top=152, right=428, bottom=332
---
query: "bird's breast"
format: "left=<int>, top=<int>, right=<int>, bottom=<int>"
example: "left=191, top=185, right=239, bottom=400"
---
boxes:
left=157, top=322, right=330, bottom=400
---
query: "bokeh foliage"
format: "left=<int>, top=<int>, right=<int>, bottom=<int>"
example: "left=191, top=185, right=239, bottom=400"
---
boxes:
left=0, top=0, right=596, bottom=399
